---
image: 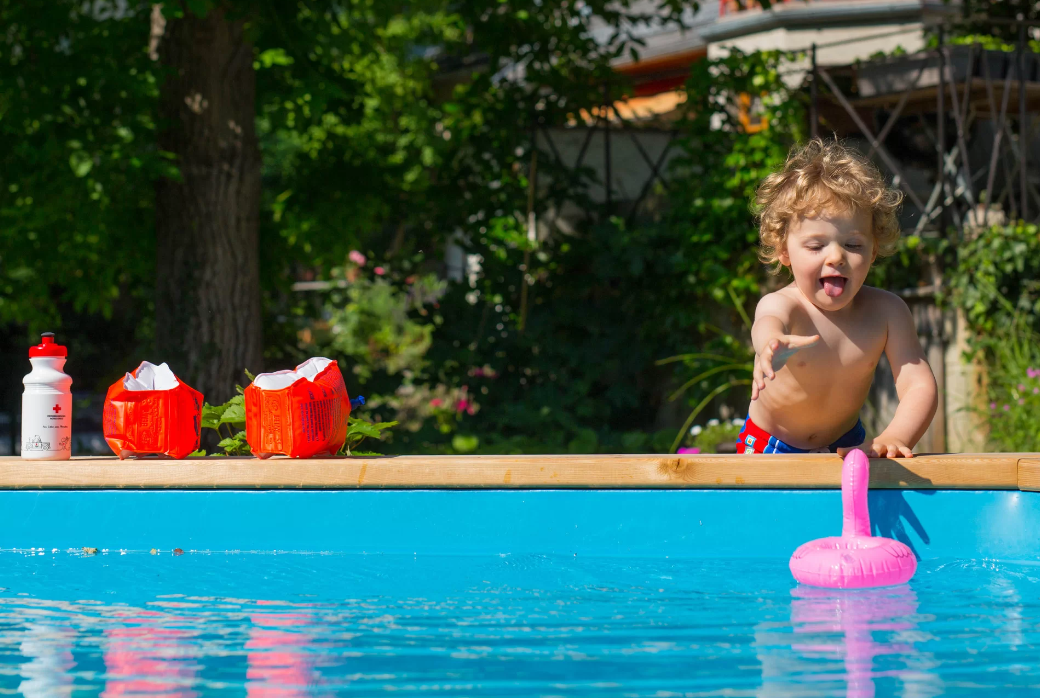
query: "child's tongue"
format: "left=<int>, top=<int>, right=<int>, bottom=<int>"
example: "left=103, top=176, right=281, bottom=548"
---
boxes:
left=821, top=277, right=846, bottom=298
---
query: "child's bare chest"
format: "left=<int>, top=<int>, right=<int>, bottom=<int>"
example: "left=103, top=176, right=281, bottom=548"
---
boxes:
left=787, top=309, right=887, bottom=376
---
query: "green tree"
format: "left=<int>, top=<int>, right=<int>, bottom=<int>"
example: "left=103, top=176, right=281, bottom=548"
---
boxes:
left=0, top=2, right=165, bottom=332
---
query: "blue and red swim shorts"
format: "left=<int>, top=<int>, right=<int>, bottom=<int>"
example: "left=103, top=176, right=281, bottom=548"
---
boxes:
left=736, top=415, right=865, bottom=454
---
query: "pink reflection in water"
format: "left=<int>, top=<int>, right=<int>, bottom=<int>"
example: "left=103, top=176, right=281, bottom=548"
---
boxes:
left=246, top=609, right=322, bottom=697
left=102, top=611, right=199, bottom=698
left=790, top=585, right=919, bottom=698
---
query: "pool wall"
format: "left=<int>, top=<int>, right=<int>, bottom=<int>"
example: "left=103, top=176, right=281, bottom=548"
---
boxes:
left=2, top=489, right=1037, bottom=560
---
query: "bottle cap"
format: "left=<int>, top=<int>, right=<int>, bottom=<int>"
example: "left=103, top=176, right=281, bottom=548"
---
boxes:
left=29, top=332, right=67, bottom=358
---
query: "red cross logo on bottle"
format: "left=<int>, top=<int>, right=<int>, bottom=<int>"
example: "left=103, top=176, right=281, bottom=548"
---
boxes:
left=52, top=404, right=61, bottom=414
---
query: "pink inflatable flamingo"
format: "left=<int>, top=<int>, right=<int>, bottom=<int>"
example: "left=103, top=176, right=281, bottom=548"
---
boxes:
left=789, top=449, right=917, bottom=589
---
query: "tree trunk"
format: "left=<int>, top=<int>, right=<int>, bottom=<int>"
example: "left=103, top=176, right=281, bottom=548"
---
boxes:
left=155, top=5, right=262, bottom=404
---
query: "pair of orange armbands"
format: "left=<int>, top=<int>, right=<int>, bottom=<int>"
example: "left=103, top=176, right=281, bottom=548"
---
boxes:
left=102, top=359, right=351, bottom=459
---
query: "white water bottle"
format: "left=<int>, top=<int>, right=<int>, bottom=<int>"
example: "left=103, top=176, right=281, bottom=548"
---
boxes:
left=21, top=333, right=73, bottom=460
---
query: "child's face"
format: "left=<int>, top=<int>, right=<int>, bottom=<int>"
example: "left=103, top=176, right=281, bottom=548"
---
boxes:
left=779, top=206, right=874, bottom=312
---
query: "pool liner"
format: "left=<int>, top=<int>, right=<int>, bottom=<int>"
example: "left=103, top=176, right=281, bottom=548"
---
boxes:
left=102, top=361, right=203, bottom=459
left=244, top=357, right=352, bottom=458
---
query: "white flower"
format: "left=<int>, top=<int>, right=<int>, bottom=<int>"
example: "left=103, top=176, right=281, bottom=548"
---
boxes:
left=732, top=418, right=744, bottom=427
left=707, top=418, right=719, bottom=427
left=690, top=425, right=703, bottom=436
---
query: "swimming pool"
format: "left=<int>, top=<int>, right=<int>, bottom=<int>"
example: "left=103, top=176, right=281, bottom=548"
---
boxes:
left=0, top=453, right=1037, bottom=695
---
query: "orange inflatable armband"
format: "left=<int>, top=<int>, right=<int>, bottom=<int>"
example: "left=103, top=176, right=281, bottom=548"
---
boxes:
left=103, top=362, right=203, bottom=459
left=244, top=358, right=351, bottom=458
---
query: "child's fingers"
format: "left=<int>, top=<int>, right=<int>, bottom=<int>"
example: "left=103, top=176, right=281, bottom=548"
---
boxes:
left=763, top=344, right=777, bottom=379
left=872, top=442, right=911, bottom=458
left=752, top=363, right=766, bottom=397
left=784, top=334, right=820, bottom=349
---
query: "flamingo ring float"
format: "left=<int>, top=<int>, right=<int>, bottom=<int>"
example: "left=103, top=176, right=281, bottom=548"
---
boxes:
left=789, top=449, right=917, bottom=589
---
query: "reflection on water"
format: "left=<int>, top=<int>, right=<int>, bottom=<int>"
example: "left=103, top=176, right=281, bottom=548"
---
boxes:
left=102, top=611, right=199, bottom=697
left=0, top=554, right=1033, bottom=695
left=19, top=622, right=75, bottom=698
left=789, top=586, right=941, bottom=698
left=757, top=585, right=944, bottom=698
left=246, top=611, right=321, bottom=697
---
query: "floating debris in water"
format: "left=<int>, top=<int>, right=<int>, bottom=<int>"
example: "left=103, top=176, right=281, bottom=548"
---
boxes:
left=82, top=547, right=98, bottom=555
left=173, top=548, right=184, bottom=556
left=150, top=548, right=157, bottom=555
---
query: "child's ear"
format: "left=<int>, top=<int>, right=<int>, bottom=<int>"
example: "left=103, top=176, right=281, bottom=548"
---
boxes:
left=778, top=243, right=791, bottom=268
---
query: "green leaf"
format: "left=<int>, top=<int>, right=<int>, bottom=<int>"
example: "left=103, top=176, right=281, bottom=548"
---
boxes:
left=69, top=151, right=93, bottom=177
left=451, top=434, right=479, bottom=453
left=257, top=48, right=294, bottom=68
left=220, top=395, right=246, bottom=425
left=201, top=402, right=228, bottom=430
left=347, top=421, right=385, bottom=439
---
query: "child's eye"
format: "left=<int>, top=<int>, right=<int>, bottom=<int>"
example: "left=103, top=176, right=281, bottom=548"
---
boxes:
left=846, top=243, right=862, bottom=250
left=806, top=245, right=823, bottom=251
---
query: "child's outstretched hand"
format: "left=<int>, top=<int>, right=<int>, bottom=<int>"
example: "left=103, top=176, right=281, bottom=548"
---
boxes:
left=751, top=334, right=821, bottom=400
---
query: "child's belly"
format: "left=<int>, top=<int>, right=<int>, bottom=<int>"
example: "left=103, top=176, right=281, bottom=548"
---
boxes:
left=748, top=370, right=874, bottom=449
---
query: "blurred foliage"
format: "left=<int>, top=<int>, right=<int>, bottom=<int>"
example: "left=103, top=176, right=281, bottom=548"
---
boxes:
left=974, top=318, right=1040, bottom=452
left=0, top=2, right=166, bottom=337
left=688, top=418, right=744, bottom=454
left=946, top=222, right=1040, bottom=337
left=940, top=222, right=1040, bottom=451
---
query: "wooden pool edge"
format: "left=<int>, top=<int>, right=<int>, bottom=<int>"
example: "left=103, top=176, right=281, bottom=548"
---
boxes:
left=0, top=453, right=1038, bottom=490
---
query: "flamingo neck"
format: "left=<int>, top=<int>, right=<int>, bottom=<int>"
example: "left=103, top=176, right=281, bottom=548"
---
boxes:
left=841, top=450, right=872, bottom=538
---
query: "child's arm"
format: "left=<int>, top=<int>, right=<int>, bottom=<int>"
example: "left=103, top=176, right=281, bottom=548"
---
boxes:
left=858, top=295, right=938, bottom=458
left=751, top=293, right=819, bottom=400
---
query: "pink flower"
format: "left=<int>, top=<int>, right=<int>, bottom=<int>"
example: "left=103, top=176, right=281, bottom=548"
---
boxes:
left=466, top=405, right=476, bottom=416
left=1003, top=404, right=1010, bottom=411
left=1019, top=384, right=1027, bottom=392
left=349, top=250, right=367, bottom=266
left=677, top=447, right=701, bottom=454
left=429, top=398, right=443, bottom=408
left=374, top=266, right=386, bottom=276
left=1019, top=398, right=1027, bottom=405
left=1034, top=387, right=1039, bottom=395
left=990, top=402, right=997, bottom=410
left=1029, top=367, right=1039, bottom=378
left=456, top=399, right=470, bottom=413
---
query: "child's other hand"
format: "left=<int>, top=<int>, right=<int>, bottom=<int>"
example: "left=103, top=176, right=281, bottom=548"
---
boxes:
left=868, top=436, right=914, bottom=458
left=838, top=437, right=914, bottom=459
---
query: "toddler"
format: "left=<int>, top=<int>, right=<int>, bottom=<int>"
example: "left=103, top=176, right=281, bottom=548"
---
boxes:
left=737, top=139, right=937, bottom=457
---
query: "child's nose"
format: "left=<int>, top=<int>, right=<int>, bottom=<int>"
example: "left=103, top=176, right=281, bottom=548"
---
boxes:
left=825, top=244, right=846, bottom=265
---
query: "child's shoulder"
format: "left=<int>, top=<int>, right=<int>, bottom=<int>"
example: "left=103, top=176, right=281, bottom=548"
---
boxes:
left=755, top=285, right=802, bottom=316
left=855, top=284, right=909, bottom=311
left=855, top=285, right=914, bottom=329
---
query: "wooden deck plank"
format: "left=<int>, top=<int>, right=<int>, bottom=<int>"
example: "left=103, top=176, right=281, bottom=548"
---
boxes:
left=1018, top=458, right=1040, bottom=492
left=0, top=453, right=1024, bottom=490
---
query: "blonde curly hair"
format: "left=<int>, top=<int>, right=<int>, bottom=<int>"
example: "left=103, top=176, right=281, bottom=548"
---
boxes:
left=754, top=138, right=903, bottom=272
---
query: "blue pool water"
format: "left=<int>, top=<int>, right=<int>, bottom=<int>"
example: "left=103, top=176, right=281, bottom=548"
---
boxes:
left=0, top=551, right=1038, bottom=696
